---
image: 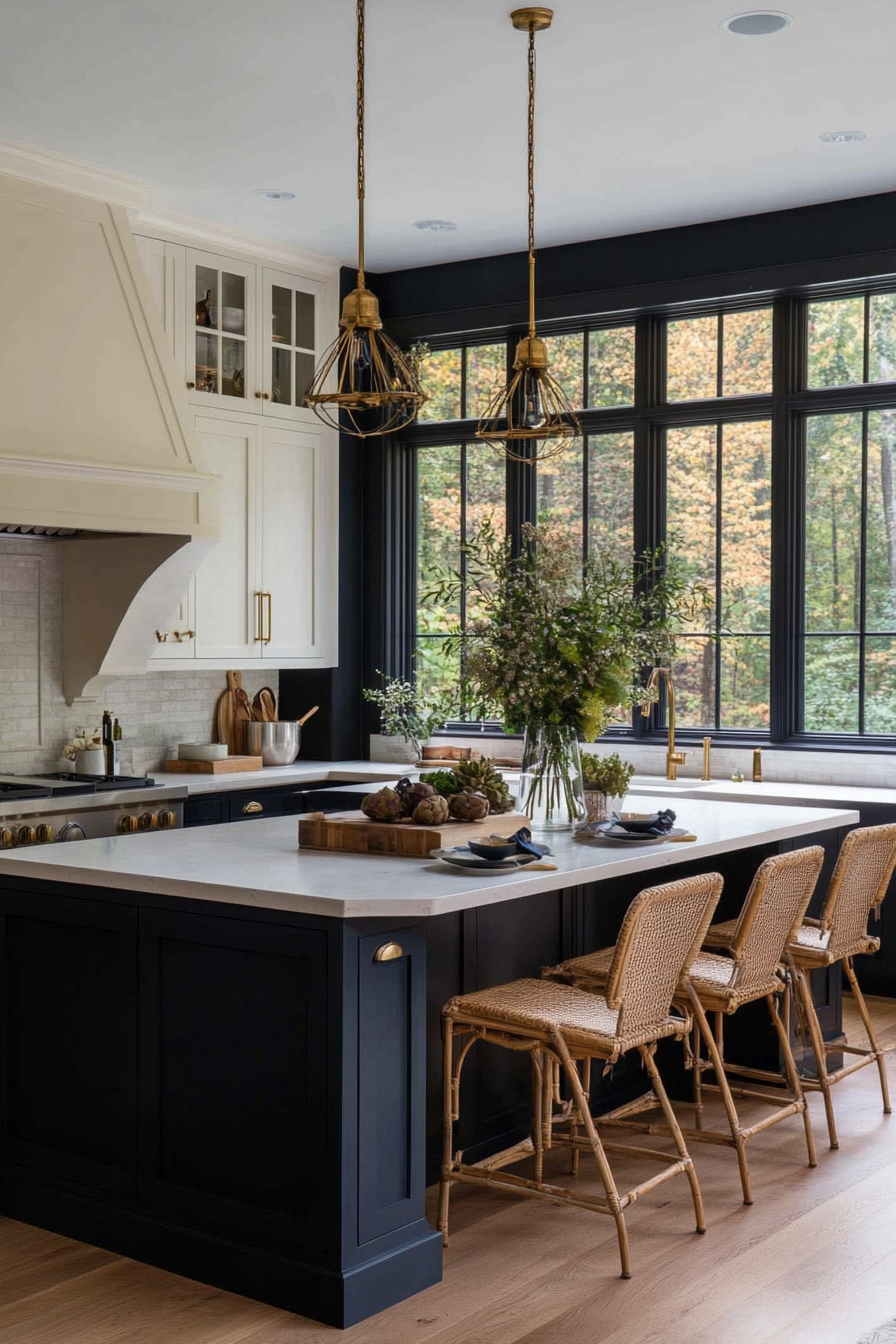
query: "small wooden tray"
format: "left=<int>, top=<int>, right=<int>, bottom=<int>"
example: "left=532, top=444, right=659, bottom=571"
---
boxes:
left=163, top=755, right=263, bottom=774
left=298, top=810, right=529, bottom=858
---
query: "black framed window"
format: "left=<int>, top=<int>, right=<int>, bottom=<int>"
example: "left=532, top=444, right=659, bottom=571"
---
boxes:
left=402, top=285, right=896, bottom=745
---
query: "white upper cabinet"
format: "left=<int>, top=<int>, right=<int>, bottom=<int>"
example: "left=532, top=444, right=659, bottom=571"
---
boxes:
left=134, top=226, right=339, bottom=671
left=187, top=249, right=255, bottom=410
left=261, top=267, right=325, bottom=422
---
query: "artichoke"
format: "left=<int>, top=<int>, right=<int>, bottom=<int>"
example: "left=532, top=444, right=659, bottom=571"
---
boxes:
left=396, top=777, right=436, bottom=817
left=448, top=790, right=490, bottom=822
left=361, top=787, right=403, bottom=823
left=450, top=758, right=515, bottom=814
left=412, top=794, right=450, bottom=826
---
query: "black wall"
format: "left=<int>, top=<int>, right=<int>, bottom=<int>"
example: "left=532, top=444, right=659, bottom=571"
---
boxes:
left=284, top=188, right=896, bottom=759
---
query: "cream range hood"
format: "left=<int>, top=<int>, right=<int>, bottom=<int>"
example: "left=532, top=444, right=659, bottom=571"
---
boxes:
left=0, top=171, right=219, bottom=702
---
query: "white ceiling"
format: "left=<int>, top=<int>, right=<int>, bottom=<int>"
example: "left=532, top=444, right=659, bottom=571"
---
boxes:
left=0, top=0, right=894, bottom=272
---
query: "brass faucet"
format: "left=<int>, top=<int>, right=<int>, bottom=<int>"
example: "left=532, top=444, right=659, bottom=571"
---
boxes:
left=641, top=667, right=688, bottom=781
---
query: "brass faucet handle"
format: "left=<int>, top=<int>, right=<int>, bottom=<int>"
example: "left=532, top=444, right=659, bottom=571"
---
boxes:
left=669, top=751, right=688, bottom=765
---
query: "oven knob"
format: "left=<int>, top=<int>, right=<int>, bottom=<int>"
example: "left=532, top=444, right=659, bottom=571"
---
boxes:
left=16, top=826, right=36, bottom=847
left=138, top=811, right=158, bottom=831
left=117, top=814, right=139, bottom=835
left=35, top=824, right=54, bottom=844
left=155, top=809, right=176, bottom=830
left=0, top=827, right=15, bottom=850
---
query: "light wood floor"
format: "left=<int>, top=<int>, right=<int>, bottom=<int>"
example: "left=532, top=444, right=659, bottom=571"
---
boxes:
left=3, top=995, right=895, bottom=1344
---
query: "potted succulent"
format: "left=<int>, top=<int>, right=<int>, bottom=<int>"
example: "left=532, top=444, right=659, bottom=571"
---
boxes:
left=363, top=673, right=456, bottom=764
left=581, top=752, right=636, bottom=823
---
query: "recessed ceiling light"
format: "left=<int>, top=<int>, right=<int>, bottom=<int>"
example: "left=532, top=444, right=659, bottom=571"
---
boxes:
left=723, top=10, right=792, bottom=35
left=413, top=219, right=457, bottom=232
left=254, top=189, right=296, bottom=201
left=819, top=130, right=867, bottom=144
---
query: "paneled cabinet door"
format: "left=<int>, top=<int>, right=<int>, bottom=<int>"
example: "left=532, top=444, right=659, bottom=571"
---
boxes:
left=192, top=415, right=262, bottom=662
left=186, top=249, right=255, bottom=410
left=261, top=267, right=325, bottom=422
left=259, top=424, right=329, bottom=661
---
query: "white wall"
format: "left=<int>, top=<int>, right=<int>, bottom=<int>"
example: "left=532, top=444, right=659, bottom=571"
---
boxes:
left=0, top=536, right=276, bottom=776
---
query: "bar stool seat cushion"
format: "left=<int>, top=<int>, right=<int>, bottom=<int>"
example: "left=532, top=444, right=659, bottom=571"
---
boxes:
left=787, top=922, right=880, bottom=967
left=445, top=978, right=686, bottom=1057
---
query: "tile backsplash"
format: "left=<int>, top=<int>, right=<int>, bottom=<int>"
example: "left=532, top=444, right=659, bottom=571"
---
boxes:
left=0, top=536, right=277, bottom=777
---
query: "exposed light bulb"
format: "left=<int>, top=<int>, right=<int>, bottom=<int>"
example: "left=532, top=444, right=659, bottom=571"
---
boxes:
left=523, top=369, right=547, bottom=430
left=350, top=331, right=372, bottom=390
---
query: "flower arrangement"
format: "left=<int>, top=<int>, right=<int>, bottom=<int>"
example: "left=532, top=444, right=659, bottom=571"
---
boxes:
left=424, top=520, right=710, bottom=738
left=422, top=521, right=709, bottom=827
left=62, top=726, right=102, bottom=761
left=362, top=672, right=456, bottom=757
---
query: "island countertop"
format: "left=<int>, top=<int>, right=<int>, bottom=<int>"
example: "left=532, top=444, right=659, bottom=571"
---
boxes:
left=0, top=795, right=859, bottom=918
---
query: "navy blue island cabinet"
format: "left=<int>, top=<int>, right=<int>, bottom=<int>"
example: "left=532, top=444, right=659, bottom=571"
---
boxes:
left=0, top=807, right=860, bottom=1328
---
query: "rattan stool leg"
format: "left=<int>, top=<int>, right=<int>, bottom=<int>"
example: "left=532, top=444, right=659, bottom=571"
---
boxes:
left=692, top=1019, right=704, bottom=1131
left=687, top=989, right=753, bottom=1205
left=765, top=991, right=817, bottom=1170
left=532, top=1052, right=545, bottom=1184
left=638, top=1043, right=706, bottom=1234
left=439, top=1019, right=455, bottom=1247
left=794, top=966, right=839, bottom=1149
left=550, top=1031, right=631, bottom=1279
left=843, top=957, right=893, bottom=1116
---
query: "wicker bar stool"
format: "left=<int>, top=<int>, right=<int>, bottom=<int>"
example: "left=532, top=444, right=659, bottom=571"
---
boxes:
left=439, top=872, right=722, bottom=1280
left=708, top=824, right=896, bottom=1150
left=548, top=847, right=825, bottom=1206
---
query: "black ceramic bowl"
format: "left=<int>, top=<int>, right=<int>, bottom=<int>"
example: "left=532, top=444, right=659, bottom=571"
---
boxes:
left=468, top=837, right=519, bottom=861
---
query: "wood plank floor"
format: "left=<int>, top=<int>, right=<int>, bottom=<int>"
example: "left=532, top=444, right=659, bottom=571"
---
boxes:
left=2, top=995, right=895, bottom=1343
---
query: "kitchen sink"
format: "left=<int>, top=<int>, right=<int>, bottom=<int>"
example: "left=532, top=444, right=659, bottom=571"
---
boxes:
left=626, top=776, right=714, bottom=792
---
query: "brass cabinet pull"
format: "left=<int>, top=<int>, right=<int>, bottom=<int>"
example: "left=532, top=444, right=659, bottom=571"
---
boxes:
left=374, top=942, right=404, bottom=962
left=155, top=630, right=168, bottom=642
left=262, top=392, right=271, bottom=400
left=186, top=381, right=195, bottom=389
left=264, top=592, right=272, bottom=644
left=255, top=390, right=264, bottom=398
left=254, top=591, right=265, bottom=642
left=243, top=801, right=263, bottom=814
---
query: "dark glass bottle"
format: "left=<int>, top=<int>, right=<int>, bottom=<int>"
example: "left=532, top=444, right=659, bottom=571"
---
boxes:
left=102, top=709, right=114, bottom=776
left=113, top=718, right=122, bottom=776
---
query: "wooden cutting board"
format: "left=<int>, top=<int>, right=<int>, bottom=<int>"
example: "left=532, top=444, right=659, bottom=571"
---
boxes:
left=298, top=810, right=530, bottom=858
left=164, top=755, right=264, bottom=774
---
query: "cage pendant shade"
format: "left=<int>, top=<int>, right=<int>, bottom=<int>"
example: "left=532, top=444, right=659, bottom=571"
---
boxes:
left=302, top=0, right=425, bottom=438
left=476, top=9, right=579, bottom=463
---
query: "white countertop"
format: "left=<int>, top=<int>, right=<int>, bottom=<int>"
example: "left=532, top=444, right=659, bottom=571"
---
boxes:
left=146, top=761, right=408, bottom=795
left=0, top=795, right=859, bottom=919
left=627, top=776, right=896, bottom=807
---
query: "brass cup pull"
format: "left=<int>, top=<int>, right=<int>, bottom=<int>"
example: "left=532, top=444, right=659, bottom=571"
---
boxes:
left=243, top=801, right=263, bottom=814
left=374, top=942, right=404, bottom=963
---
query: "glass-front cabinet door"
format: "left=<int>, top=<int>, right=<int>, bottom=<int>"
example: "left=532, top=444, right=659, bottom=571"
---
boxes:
left=186, top=249, right=254, bottom=408
left=261, top=267, right=324, bottom=420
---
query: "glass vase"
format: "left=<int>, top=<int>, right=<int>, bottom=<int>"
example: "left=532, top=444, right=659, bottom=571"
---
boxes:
left=517, top=726, right=586, bottom=831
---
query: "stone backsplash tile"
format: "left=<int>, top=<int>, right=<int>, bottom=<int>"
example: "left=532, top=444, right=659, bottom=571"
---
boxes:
left=0, top=537, right=278, bottom=776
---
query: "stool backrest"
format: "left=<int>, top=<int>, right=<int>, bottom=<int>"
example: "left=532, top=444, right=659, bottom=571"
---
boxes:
left=820, top=824, right=896, bottom=959
left=724, top=847, right=824, bottom=994
left=605, top=872, right=723, bottom=1038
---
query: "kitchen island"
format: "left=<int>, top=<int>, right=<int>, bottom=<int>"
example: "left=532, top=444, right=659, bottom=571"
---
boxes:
left=0, top=796, right=860, bottom=1327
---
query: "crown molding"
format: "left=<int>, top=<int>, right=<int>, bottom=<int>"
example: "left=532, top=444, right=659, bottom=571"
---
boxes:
left=0, top=135, right=344, bottom=278
left=0, top=136, right=156, bottom=208
left=132, top=206, right=343, bottom=278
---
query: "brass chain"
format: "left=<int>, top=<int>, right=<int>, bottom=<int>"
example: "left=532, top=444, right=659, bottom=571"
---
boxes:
left=357, top=0, right=366, bottom=281
left=527, top=21, right=536, bottom=263
left=526, top=20, right=537, bottom=338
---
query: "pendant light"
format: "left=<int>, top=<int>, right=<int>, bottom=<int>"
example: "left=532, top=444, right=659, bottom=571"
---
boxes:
left=476, top=8, right=580, bottom=462
left=304, top=0, right=425, bottom=437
